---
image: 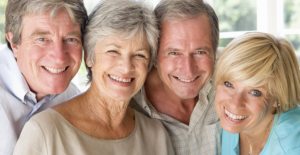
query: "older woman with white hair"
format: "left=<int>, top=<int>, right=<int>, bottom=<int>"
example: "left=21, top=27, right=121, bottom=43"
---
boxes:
left=13, top=0, right=174, bottom=154
left=215, top=32, right=300, bottom=155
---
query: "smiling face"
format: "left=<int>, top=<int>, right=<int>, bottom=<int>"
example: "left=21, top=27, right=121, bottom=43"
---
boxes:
left=7, top=9, right=82, bottom=101
left=86, top=34, right=150, bottom=101
left=156, top=15, right=215, bottom=100
left=215, top=81, right=277, bottom=134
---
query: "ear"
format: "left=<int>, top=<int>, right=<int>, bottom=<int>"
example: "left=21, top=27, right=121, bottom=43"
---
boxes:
left=6, top=32, right=20, bottom=58
left=273, top=100, right=279, bottom=107
left=84, top=51, right=93, bottom=69
left=153, top=59, right=157, bottom=68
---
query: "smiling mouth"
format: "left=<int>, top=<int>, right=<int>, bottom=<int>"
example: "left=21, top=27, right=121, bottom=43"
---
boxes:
left=43, top=66, right=68, bottom=74
left=225, top=108, right=248, bottom=122
left=175, top=76, right=199, bottom=83
left=109, top=74, right=134, bottom=83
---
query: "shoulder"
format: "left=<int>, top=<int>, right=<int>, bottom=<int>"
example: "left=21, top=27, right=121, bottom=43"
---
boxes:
left=134, top=111, right=174, bottom=154
left=14, top=109, right=66, bottom=154
left=23, top=109, right=70, bottom=139
left=135, top=110, right=170, bottom=139
left=271, top=105, right=300, bottom=153
left=29, top=109, right=63, bottom=127
left=277, top=105, right=300, bottom=122
left=135, top=110, right=165, bottom=131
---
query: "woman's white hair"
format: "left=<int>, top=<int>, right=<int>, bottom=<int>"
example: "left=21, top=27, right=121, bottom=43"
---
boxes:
left=84, top=0, right=159, bottom=83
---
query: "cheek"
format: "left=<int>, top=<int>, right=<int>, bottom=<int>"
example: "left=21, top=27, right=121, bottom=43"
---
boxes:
left=198, top=57, right=214, bottom=71
left=247, top=100, right=270, bottom=119
left=158, top=58, right=177, bottom=73
left=215, top=87, right=227, bottom=104
left=134, top=60, right=149, bottom=75
left=71, top=50, right=83, bottom=63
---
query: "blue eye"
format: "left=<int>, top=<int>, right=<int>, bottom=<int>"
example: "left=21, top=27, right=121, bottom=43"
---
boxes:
left=224, top=81, right=233, bottom=88
left=67, top=38, right=76, bottom=42
left=251, top=90, right=262, bottom=97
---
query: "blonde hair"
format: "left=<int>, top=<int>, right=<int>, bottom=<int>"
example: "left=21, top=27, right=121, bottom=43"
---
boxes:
left=215, top=32, right=300, bottom=112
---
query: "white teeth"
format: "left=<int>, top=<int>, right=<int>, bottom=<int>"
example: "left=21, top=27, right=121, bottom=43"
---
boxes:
left=225, top=108, right=248, bottom=121
left=43, top=66, right=66, bottom=74
left=109, top=75, right=132, bottom=83
left=177, top=77, right=198, bottom=82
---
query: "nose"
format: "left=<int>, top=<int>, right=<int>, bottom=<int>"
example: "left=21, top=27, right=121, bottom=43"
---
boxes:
left=118, top=56, right=134, bottom=73
left=178, top=55, right=195, bottom=77
left=49, top=41, right=68, bottom=63
left=229, top=92, right=245, bottom=110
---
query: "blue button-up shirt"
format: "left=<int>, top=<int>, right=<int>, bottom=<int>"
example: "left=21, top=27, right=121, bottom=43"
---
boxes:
left=0, top=46, right=80, bottom=155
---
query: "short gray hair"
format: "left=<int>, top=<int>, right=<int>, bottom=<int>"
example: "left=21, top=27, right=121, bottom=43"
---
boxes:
left=5, top=0, right=88, bottom=50
left=155, top=0, right=219, bottom=53
left=84, top=0, right=159, bottom=83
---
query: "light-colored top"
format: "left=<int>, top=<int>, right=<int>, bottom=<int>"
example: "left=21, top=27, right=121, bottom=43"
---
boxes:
left=14, top=108, right=175, bottom=155
left=129, top=79, right=221, bottom=155
left=221, top=105, right=300, bottom=155
left=0, top=46, right=80, bottom=155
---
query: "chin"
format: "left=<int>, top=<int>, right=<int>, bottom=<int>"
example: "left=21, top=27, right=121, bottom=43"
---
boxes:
left=220, top=120, right=241, bottom=134
left=47, top=85, right=69, bottom=95
left=176, top=91, right=199, bottom=100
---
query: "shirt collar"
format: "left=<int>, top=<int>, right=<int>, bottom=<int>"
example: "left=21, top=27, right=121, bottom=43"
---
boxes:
left=138, top=76, right=215, bottom=121
left=0, top=46, right=30, bottom=103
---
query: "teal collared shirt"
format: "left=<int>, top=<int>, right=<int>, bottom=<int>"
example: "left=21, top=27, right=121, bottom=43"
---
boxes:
left=221, top=105, right=300, bottom=155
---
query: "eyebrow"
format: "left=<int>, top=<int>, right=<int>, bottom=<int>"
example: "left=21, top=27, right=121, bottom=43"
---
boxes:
left=30, top=31, right=50, bottom=37
left=67, top=31, right=82, bottom=38
left=106, top=43, right=122, bottom=49
left=106, top=43, right=149, bottom=52
left=165, top=47, right=181, bottom=52
left=196, top=47, right=211, bottom=51
left=29, top=30, right=82, bottom=38
left=196, top=46, right=212, bottom=53
left=164, top=46, right=212, bottom=53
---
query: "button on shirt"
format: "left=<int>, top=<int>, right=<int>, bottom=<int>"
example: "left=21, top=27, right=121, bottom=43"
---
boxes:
left=129, top=79, right=221, bottom=155
left=0, top=46, right=80, bottom=155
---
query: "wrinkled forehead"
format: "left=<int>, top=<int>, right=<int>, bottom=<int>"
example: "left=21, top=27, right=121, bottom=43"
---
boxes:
left=24, top=7, right=77, bottom=25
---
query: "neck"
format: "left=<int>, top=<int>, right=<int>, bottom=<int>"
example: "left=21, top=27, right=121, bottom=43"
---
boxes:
left=144, top=68, right=198, bottom=125
left=240, top=110, right=275, bottom=154
left=81, top=83, right=132, bottom=128
left=242, top=111, right=275, bottom=141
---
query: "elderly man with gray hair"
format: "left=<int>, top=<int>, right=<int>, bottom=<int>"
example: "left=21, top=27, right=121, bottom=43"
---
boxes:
left=130, top=0, right=220, bottom=154
left=0, top=0, right=87, bottom=154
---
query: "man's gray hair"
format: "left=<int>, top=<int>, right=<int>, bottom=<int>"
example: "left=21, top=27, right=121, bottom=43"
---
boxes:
left=155, top=0, right=219, bottom=53
left=5, top=0, right=88, bottom=50
left=84, top=0, right=159, bottom=83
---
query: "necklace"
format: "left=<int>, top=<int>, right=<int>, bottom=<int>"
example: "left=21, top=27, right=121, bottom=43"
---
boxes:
left=244, top=119, right=273, bottom=155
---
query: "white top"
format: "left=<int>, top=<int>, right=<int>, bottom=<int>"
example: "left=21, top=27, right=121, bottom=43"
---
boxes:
left=14, top=109, right=175, bottom=155
left=0, top=46, right=80, bottom=155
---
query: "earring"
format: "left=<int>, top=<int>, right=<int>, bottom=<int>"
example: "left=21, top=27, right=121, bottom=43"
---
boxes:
left=276, top=101, right=281, bottom=113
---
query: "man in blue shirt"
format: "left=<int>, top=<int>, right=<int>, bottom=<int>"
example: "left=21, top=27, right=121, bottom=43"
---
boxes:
left=0, top=0, right=87, bottom=154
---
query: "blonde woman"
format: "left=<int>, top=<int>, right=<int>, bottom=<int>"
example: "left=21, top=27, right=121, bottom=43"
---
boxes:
left=215, top=32, right=300, bottom=155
